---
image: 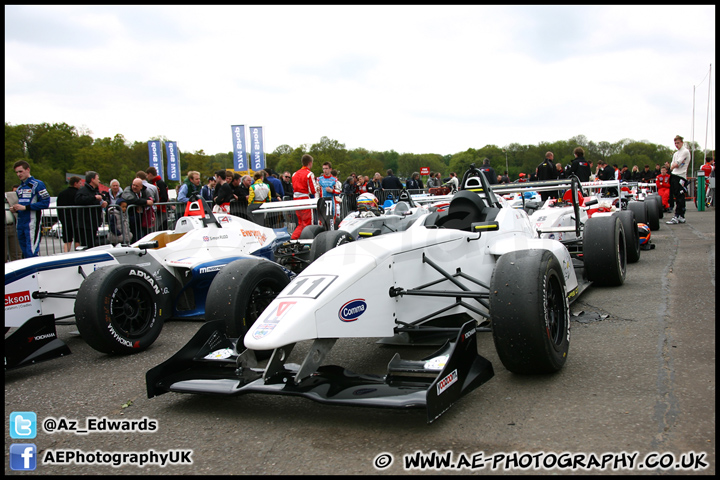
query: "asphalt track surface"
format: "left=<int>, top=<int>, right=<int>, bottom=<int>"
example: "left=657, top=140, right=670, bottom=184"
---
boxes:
left=5, top=206, right=715, bottom=475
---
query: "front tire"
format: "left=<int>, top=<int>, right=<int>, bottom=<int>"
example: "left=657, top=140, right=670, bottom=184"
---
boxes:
left=75, top=265, right=168, bottom=354
left=584, top=215, right=627, bottom=286
left=205, top=259, right=291, bottom=344
left=309, top=230, right=354, bottom=262
left=490, top=249, right=570, bottom=374
left=616, top=210, right=640, bottom=264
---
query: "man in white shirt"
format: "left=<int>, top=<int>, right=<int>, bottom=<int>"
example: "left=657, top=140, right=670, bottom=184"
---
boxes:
left=666, top=135, right=690, bottom=224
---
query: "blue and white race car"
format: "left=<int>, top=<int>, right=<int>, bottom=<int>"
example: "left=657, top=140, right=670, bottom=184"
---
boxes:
left=4, top=198, right=294, bottom=369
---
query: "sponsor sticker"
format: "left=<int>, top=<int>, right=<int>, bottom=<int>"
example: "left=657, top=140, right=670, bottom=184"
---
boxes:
left=424, top=355, right=448, bottom=371
left=338, top=299, right=367, bottom=322
left=252, top=301, right=296, bottom=340
left=436, top=369, right=458, bottom=395
left=5, top=291, right=32, bottom=308
left=203, top=348, right=234, bottom=360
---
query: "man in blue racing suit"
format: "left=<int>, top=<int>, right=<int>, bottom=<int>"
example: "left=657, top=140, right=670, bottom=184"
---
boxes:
left=11, top=160, right=51, bottom=258
left=317, top=161, right=341, bottom=227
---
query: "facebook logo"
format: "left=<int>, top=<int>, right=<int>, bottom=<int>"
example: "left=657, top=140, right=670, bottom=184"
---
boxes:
left=10, top=444, right=37, bottom=471
left=10, top=411, right=36, bottom=439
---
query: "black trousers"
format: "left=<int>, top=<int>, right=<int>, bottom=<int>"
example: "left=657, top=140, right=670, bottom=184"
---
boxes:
left=669, top=174, right=686, bottom=217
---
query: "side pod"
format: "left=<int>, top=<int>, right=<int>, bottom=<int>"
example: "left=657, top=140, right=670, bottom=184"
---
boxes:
left=146, top=320, right=494, bottom=423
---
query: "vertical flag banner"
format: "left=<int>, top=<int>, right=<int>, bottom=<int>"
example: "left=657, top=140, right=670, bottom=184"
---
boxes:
left=250, top=126, right=266, bottom=171
left=231, top=125, right=247, bottom=171
left=165, top=141, right=181, bottom=181
left=148, top=140, right=163, bottom=175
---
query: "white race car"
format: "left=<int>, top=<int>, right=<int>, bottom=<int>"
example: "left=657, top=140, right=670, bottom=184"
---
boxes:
left=4, top=198, right=294, bottom=369
left=147, top=166, right=628, bottom=422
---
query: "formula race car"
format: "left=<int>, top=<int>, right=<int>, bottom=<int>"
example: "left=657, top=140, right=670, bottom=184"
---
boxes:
left=147, top=165, right=628, bottom=423
left=261, top=190, right=452, bottom=273
left=4, top=198, right=294, bottom=369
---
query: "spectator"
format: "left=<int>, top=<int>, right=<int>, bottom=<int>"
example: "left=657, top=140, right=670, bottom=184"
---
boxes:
left=318, top=162, right=340, bottom=221
left=264, top=169, right=284, bottom=202
left=290, top=154, right=317, bottom=239
left=480, top=158, right=498, bottom=185
left=108, top=179, right=122, bottom=205
left=653, top=164, right=662, bottom=178
left=136, top=171, right=159, bottom=205
left=597, top=160, right=618, bottom=196
left=406, top=172, right=422, bottom=191
left=200, top=176, right=216, bottom=203
left=630, top=165, right=641, bottom=182
left=213, top=170, right=234, bottom=213
left=640, top=165, right=654, bottom=183
left=146, top=166, right=169, bottom=230
left=229, top=173, right=244, bottom=217
left=234, top=175, right=253, bottom=219
left=74, top=171, right=108, bottom=249
left=443, top=172, right=459, bottom=192
left=369, top=172, right=383, bottom=192
left=107, top=199, right=133, bottom=246
left=10, top=161, right=50, bottom=258
left=426, top=171, right=440, bottom=188
left=56, top=176, right=82, bottom=252
left=121, top=178, right=154, bottom=241
left=177, top=171, right=202, bottom=203
left=281, top=171, right=293, bottom=199
left=537, top=152, right=558, bottom=200
left=555, top=163, right=566, bottom=180
left=381, top=169, right=404, bottom=191
left=620, top=165, right=631, bottom=182
left=248, top=171, right=272, bottom=225
left=568, top=147, right=591, bottom=182
left=5, top=188, right=23, bottom=262
left=666, top=135, right=690, bottom=225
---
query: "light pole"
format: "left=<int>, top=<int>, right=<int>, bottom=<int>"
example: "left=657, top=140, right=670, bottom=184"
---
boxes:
left=503, top=149, right=508, bottom=176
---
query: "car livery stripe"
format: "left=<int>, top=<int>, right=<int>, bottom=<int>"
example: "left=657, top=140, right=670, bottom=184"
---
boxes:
left=4, top=253, right=116, bottom=286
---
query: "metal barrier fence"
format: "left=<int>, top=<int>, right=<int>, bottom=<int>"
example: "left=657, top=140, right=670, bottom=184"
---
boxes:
left=4, top=189, right=433, bottom=263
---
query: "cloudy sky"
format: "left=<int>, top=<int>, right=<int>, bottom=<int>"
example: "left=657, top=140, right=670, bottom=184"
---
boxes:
left=5, top=5, right=716, bottom=157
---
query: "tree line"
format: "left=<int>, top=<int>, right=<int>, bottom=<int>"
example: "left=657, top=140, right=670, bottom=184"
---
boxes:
left=5, top=122, right=706, bottom=196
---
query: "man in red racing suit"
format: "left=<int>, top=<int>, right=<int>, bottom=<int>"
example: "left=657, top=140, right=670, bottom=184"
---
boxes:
left=655, top=166, right=671, bottom=211
left=291, top=154, right=317, bottom=239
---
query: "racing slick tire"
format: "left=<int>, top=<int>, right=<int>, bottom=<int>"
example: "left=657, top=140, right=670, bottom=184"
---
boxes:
left=646, top=194, right=664, bottom=219
left=616, top=210, right=640, bottom=264
left=75, top=264, right=169, bottom=354
left=299, top=224, right=325, bottom=240
left=643, top=198, right=660, bottom=231
left=489, top=249, right=570, bottom=374
left=205, top=258, right=291, bottom=355
left=583, top=215, right=627, bottom=286
left=627, top=201, right=647, bottom=226
left=309, top=230, right=354, bottom=262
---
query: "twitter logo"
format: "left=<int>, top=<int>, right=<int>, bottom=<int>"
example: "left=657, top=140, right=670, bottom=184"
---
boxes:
left=10, top=412, right=37, bottom=439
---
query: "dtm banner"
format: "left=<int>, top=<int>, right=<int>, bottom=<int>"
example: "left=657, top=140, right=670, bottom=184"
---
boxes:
left=148, top=140, right=163, bottom=174
left=250, top=126, right=266, bottom=171
left=165, top=141, right=181, bottom=181
left=231, top=125, right=247, bottom=171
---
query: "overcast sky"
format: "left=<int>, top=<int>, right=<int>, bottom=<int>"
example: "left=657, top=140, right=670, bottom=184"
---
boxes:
left=5, top=5, right=716, bottom=158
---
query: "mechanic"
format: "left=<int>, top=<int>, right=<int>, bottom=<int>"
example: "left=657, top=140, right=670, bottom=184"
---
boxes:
left=247, top=171, right=272, bottom=225
left=567, top=147, right=591, bottom=183
left=443, top=172, right=459, bottom=192
left=291, top=154, right=318, bottom=240
left=700, top=156, right=715, bottom=207
left=536, top=152, right=558, bottom=200
left=56, top=176, right=83, bottom=252
left=381, top=169, right=404, bottom=194
left=318, top=162, right=341, bottom=226
left=75, top=171, right=108, bottom=249
left=666, top=135, right=690, bottom=225
left=596, top=160, right=618, bottom=197
left=10, top=161, right=51, bottom=258
left=177, top=171, right=202, bottom=203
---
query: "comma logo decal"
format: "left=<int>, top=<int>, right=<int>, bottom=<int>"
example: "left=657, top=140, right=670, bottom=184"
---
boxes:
left=338, top=299, right=367, bottom=322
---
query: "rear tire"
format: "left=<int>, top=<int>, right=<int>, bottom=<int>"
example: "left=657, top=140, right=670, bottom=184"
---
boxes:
left=299, top=224, right=324, bottom=239
left=490, top=249, right=570, bottom=374
left=627, top=201, right=647, bottom=225
left=584, top=215, right=627, bottom=286
left=646, top=194, right=664, bottom=219
left=309, top=230, right=354, bottom=262
left=644, top=199, right=660, bottom=231
left=205, top=259, right=291, bottom=356
left=75, top=265, right=169, bottom=354
left=616, top=210, right=640, bottom=264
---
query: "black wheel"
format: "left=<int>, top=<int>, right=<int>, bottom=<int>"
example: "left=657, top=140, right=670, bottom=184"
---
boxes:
left=299, top=224, right=324, bottom=239
left=645, top=199, right=660, bottom=231
left=646, top=194, right=663, bottom=219
left=616, top=210, right=640, bottom=264
left=489, top=249, right=570, bottom=374
left=75, top=265, right=169, bottom=354
left=309, top=230, right=354, bottom=263
left=583, top=215, right=627, bottom=286
left=205, top=258, right=291, bottom=346
left=627, top=201, right=647, bottom=225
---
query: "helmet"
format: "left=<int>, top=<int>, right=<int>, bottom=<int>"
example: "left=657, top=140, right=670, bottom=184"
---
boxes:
left=356, top=192, right=378, bottom=212
left=638, top=223, right=651, bottom=245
